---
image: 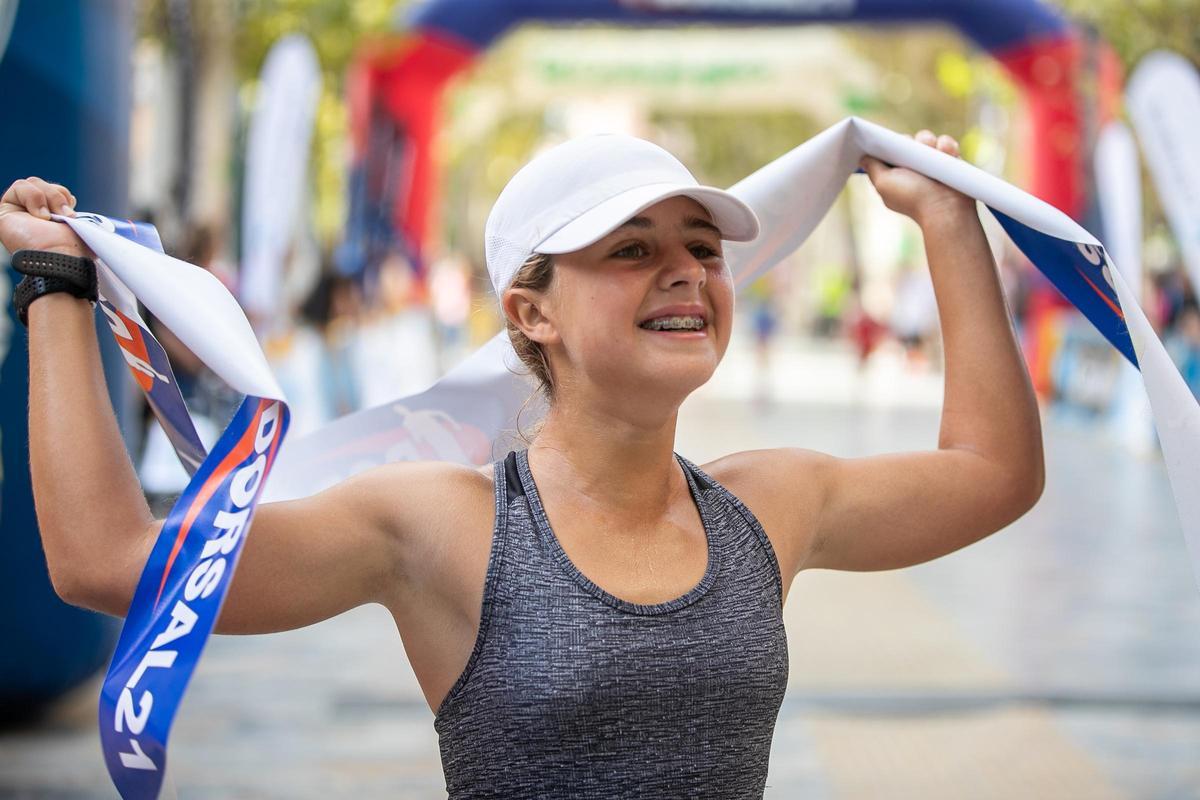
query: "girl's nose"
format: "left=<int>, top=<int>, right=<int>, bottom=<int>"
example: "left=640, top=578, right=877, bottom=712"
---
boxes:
left=661, top=247, right=707, bottom=290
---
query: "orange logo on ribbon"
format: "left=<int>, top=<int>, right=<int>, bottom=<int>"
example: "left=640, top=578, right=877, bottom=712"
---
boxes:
left=100, top=304, right=169, bottom=391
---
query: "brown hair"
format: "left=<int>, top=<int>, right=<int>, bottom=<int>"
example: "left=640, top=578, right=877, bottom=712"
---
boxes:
left=505, top=252, right=557, bottom=400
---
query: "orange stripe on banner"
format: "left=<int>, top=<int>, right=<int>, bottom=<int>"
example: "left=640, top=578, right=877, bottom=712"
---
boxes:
left=111, top=307, right=155, bottom=391
left=153, top=402, right=266, bottom=607
left=1074, top=266, right=1125, bottom=320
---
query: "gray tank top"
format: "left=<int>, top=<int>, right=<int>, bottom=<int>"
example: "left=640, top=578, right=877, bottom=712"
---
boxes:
left=434, top=449, right=788, bottom=798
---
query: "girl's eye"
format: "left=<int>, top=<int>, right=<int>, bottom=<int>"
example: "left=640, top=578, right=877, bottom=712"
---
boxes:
left=691, top=244, right=721, bottom=259
left=612, top=243, right=648, bottom=259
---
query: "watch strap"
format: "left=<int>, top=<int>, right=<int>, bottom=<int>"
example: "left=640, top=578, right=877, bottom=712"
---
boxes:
left=12, top=249, right=98, bottom=299
left=14, top=274, right=94, bottom=326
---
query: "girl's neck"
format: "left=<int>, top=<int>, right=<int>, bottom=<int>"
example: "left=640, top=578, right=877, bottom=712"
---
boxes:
left=528, top=397, right=684, bottom=520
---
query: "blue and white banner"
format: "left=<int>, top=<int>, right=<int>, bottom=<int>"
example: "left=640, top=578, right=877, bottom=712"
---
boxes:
left=57, top=213, right=288, bottom=800
left=98, top=394, right=284, bottom=798
left=63, top=117, right=1200, bottom=798
left=79, top=216, right=208, bottom=475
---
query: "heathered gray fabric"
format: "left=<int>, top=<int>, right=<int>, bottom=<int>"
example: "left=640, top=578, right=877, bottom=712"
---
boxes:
left=434, top=449, right=789, bottom=799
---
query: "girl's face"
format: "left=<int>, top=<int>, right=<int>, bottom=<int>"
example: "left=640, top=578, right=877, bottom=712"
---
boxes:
left=532, top=195, right=735, bottom=408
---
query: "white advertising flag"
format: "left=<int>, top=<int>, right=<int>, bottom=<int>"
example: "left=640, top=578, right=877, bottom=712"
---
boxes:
left=1096, top=120, right=1154, bottom=452
left=1128, top=50, right=1200, bottom=294
left=239, top=34, right=322, bottom=325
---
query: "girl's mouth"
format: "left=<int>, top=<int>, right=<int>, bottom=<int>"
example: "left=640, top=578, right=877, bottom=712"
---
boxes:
left=638, top=315, right=707, bottom=332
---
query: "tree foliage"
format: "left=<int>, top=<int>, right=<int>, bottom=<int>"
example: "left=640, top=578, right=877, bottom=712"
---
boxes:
left=139, top=0, right=406, bottom=240
left=1052, top=0, right=1200, bottom=69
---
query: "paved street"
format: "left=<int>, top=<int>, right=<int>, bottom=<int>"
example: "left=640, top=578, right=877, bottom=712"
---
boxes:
left=3, top=335, right=1199, bottom=798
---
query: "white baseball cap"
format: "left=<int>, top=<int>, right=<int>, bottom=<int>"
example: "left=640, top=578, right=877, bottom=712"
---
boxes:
left=484, top=134, right=760, bottom=300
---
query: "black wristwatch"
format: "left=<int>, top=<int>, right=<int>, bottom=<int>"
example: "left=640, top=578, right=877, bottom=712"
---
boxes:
left=11, top=249, right=98, bottom=326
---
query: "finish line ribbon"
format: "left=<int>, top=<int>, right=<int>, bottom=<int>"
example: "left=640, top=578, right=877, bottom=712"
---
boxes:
left=57, top=213, right=288, bottom=800
left=64, top=117, right=1200, bottom=799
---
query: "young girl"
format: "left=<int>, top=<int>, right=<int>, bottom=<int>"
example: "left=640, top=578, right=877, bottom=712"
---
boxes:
left=1, top=129, right=1043, bottom=797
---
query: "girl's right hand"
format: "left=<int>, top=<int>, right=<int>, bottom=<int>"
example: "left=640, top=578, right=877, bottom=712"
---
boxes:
left=0, top=177, right=91, bottom=257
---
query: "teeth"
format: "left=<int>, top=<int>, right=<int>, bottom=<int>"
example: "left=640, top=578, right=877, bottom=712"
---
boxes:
left=641, top=315, right=705, bottom=331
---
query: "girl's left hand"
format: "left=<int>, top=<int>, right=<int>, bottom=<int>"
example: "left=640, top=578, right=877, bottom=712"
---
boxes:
left=859, top=130, right=975, bottom=227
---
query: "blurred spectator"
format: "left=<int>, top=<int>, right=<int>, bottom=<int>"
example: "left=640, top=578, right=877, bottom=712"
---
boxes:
left=1165, top=303, right=1200, bottom=399
left=812, top=261, right=851, bottom=338
left=744, top=277, right=778, bottom=405
left=181, top=222, right=237, bottom=292
left=1152, top=267, right=1190, bottom=333
left=139, top=223, right=241, bottom=511
left=300, top=269, right=364, bottom=419
left=890, top=263, right=939, bottom=369
left=429, top=253, right=473, bottom=366
left=355, top=249, right=440, bottom=406
left=846, top=294, right=888, bottom=370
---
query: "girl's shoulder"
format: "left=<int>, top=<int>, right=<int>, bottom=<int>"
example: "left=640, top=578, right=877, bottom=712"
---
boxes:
left=342, top=459, right=497, bottom=566
left=701, top=448, right=829, bottom=583
left=363, top=459, right=498, bottom=613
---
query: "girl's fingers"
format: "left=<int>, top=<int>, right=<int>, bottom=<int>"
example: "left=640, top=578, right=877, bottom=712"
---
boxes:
left=45, top=189, right=73, bottom=215
left=47, top=182, right=76, bottom=214
left=915, top=129, right=937, bottom=146
left=858, top=156, right=889, bottom=182
left=1, top=177, right=76, bottom=219
left=27, top=177, right=73, bottom=216
left=14, top=181, right=51, bottom=219
left=936, top=134, right=960, bottom=157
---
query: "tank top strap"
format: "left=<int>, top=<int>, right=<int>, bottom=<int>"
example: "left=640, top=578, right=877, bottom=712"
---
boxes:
left=433, top=452, right=514, bottom=717
left=674, top=454, right=785, bottom=608
left=676, top=452, right=714, bottom=492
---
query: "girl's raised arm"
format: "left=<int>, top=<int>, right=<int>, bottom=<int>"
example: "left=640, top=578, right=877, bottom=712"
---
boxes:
left=3, top=178, right=472, bottom=634
left=715, top=132, right=1044, bottom=577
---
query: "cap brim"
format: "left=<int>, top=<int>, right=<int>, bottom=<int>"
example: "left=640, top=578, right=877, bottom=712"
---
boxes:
left=534, top=182, right=760, bottom=256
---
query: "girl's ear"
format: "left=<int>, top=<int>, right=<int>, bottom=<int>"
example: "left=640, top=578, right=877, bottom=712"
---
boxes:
left=503, top=287, right=561, bottom=346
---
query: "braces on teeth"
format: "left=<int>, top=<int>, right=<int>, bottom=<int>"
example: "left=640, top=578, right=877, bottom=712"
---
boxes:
left=641, top=316, right=706, bottom=331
